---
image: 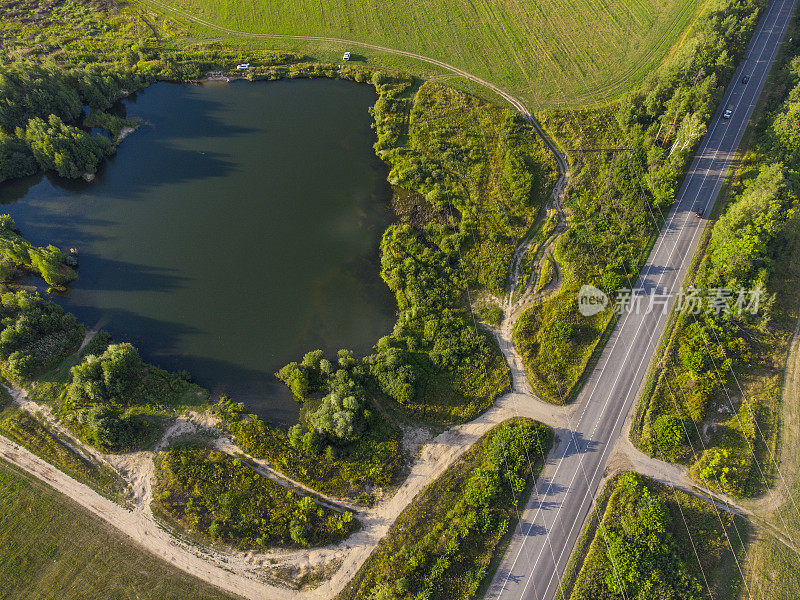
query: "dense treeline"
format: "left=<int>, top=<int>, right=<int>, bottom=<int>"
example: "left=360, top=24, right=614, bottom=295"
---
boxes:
left=0, top=214, right=77, bottom=287
left=639, top=35, right=800, bottom=497
left=567, top=472, right=742, bottom=600
left=518, top=0, right=768, bottom=403
left=0, top=62, right=149, bottom=181
left=153, top=446, right=356, bottom=549
left=0, top=290, right=83, bottom=382
left=338, top=418, right=552, bottom=600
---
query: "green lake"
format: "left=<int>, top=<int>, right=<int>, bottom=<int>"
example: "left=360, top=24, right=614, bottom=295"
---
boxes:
left=0, top=79, right=397, bottom=425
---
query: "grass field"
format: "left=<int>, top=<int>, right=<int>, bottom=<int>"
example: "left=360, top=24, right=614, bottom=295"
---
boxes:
left=561, top=472, right=746, bottom=600
left=0, top=459, right=236, bottom=600
left=742, top=526, right=800, bottom=600
left=146, top=0, right=703, bottom=107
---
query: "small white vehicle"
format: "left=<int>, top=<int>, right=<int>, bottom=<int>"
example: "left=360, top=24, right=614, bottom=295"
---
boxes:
left=343, top=52, right=351, bottom=62
left=722, top=107, right=733, bottom=119
left=236, top=63, right=250, bottom=70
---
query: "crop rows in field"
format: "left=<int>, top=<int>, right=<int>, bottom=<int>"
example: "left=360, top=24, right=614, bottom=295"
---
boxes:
left=164, top=0, right=701, bottom=106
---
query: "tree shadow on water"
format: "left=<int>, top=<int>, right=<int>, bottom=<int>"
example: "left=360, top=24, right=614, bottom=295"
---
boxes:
left=65, top=254, right=188, bottom=294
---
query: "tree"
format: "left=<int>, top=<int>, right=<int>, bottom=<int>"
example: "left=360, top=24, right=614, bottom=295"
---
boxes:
left=67, top=343, right=144, bottom=406
left=0, top=291, right=81, bottom=380
left=369, top=346, right=417, bottom=405
left=371, top=71, right=388, bottom=87
left=0, top=130, right=36, bottom=182
left=306, top=392, right=365, bottom=443
left=707, top=163, right=794, bottom=286
left=101, top=343, right=144, bottom=397
left=276, top=362, right=310, bottom=400
left=77, top=405, right=136, bottom=450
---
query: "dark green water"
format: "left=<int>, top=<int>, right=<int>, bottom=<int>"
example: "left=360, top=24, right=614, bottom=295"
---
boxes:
left=0, top=79, right=396, bottom=426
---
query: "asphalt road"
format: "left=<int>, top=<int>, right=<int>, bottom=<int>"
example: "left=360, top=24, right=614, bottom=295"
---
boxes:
left=486, top=0, right=799, bottom=598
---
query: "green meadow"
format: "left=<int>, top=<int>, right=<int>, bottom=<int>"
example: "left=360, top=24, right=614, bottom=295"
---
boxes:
left=145, top=0, right=703, bottom=107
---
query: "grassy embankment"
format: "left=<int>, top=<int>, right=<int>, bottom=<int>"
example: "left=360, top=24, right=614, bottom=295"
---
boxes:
left=513, top=0, right=768, bottom=404
left=0, top=458, right=237, bottom=600
left=558, top=472, right=746, bottom=600
left=337, top=418, right=552, bottom=600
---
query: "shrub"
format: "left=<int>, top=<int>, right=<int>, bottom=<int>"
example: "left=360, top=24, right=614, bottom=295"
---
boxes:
left=307, top=392, right=365, bottom=443
left=66, top=343, right=144, bottom=407
left=651, top=414, right=688, bottom=458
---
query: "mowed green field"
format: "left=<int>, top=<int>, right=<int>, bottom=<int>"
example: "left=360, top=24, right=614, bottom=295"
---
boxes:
left=154, top=0, right=702, bottom=107
left=0, top=460, right=236, bottom=600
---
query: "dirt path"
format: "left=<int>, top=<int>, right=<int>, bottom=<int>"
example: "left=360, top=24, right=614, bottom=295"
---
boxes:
left=745, top=307, right=800, bottom=517
left=0, top=386, right=567, bottom=599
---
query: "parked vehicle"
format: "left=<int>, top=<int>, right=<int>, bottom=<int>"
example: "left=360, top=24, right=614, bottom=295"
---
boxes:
left=236, top=63, right=250, bottom=70
left=343, top=51, right=351, bottom=61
